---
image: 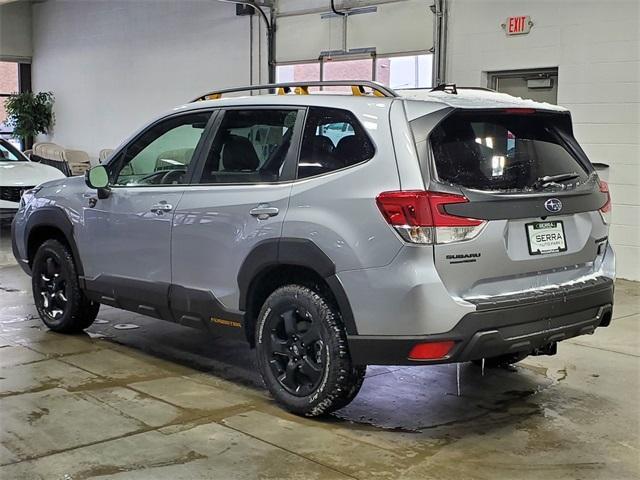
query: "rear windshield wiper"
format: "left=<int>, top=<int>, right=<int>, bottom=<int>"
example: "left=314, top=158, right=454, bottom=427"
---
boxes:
left=533, top=172, right=580, bottom=190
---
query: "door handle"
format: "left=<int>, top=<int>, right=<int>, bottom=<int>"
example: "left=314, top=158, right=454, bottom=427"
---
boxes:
left=150, top=202, right=173, bottom=215
left=249, top=205, right=279, bottom=220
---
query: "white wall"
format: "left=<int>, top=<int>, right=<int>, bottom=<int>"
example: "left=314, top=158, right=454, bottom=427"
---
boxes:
left=0, top=1, right=32, bottom=61
left=446, top=0, right=640, bottom=281
left=32, top=0, right=259, bottom=158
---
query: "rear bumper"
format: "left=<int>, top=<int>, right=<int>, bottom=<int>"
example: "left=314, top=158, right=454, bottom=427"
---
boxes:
left=347, top=276, right=614, bottom=365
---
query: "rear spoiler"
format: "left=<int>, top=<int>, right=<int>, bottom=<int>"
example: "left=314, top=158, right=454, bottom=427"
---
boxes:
left=592, top=162, right=610, bottom=181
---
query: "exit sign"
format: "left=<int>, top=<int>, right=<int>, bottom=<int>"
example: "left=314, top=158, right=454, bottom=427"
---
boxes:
left=504, top=16, right=532, bottom=35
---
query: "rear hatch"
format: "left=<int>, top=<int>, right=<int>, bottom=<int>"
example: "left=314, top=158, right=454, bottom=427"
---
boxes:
left=416, top=108, right=611, bottom=301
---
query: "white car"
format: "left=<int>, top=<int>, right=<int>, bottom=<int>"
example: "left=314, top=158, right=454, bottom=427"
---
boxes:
left=0, top=139, right=66, bottom=220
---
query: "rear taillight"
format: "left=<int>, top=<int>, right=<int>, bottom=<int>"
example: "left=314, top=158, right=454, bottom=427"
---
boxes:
left=408, top=341, right=455, bottom=360
left=376, top=190, right=486, bottom=245
left=599, top=180, right=612, bottom=224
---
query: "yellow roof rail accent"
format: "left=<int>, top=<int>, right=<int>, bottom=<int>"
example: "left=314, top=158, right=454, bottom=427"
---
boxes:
left=192, top=81, right=397, bottom=102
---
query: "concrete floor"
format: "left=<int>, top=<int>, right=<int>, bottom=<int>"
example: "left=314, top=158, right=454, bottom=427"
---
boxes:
left=0, top=228, right=638, bottom=479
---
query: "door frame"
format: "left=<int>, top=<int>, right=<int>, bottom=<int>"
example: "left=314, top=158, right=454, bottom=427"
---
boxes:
left=188, top=105, right=308, bottom=186
left=104, top=108, right=221, bottom=186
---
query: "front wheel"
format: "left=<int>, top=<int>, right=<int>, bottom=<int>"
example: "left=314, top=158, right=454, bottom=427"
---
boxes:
left=32, top=239, right=100, bottom=333
left=255, top=285, right=365, bottom=417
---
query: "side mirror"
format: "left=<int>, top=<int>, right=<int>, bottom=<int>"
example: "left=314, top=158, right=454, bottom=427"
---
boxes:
left=84, top=165, right=111, bottom=199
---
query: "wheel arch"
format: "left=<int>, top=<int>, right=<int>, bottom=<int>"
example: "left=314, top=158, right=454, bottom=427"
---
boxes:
left=238, top=238, right=358, bottom=346
left=25, top=207, right=85, bottom=277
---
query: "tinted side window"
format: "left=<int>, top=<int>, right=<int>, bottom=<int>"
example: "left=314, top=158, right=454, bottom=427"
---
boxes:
left=112, top=112, right=212, bottom=186
left=297, top=107, right=374, bottom=179
left=197, top=109, right=298, bottom=184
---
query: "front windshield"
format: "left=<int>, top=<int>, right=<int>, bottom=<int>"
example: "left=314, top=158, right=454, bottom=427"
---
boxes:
left=0, top=141, right=25, bottom=161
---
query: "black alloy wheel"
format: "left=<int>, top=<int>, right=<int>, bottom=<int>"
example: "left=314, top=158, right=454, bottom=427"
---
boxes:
left=256, top=285, right=366, bottom=416
left=32, top=239, right=99, bottom=333
left=36, top=254, right=69, bottom=321
left=266, top=306, right=326, bottom=396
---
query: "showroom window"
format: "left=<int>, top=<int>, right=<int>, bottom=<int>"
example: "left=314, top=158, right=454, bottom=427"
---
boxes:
left=275, top=53, right=432, bottom=89
left=323, top=58, right=374, bottom=82
left=112, top=111, right=212, bottom=186
left=198, top=108, right=299, bottom=184
left=276, top=62, right=320, bottom=83
left=376, top=54, right=432, bottom=89
left=298, top=107, right=374, bottom=179
left=0, top=61, right=19, bottom=142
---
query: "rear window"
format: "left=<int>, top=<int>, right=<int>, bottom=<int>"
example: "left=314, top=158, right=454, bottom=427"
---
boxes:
left=429, top=112, right=589, bottom=191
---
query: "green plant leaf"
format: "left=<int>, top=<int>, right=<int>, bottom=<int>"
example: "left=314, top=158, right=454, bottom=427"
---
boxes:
left=3, top=91, right=55, bottom=142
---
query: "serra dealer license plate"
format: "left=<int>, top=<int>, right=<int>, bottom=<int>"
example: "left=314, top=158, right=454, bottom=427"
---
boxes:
left=526, top=221, right=567, bottom=255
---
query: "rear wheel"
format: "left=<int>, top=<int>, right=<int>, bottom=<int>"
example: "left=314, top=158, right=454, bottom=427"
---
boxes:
left=255, top=285, right=365, bottom=417
left=472, top=351, right=529, bottom=368
left=32, top=239, right=99, bottom=333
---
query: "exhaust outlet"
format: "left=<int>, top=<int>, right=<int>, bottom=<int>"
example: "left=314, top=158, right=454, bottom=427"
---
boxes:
left=532, top=342, right=557, bottom=357
left=599, top=308, right=613, bottom=327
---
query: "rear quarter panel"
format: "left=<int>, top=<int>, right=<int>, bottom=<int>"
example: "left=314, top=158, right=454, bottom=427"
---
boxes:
left=283, top=100, right=403, bottom=272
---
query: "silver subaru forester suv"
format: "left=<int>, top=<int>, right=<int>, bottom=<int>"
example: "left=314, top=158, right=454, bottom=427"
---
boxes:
left=12, top=81, right=615, bottom=416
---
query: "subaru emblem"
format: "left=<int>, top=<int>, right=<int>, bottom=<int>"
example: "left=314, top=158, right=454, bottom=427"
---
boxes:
left=544, top=198, right=563, bottom=213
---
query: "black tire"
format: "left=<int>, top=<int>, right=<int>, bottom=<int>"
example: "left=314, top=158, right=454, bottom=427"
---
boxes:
left=472, top=351, right=529, bottom=368
left=255, top=285, right=366, bottom=417
left=32, top=239, right=99, bottom=333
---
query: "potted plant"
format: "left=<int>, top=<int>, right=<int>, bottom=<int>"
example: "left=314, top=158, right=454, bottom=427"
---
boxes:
left=3, top=91, right=55, bottom=150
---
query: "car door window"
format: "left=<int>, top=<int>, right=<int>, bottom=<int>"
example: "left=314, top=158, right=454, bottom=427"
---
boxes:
left=197, top=109, right=298, bottom=184
left=0, top=141, right=21, bottom=161
left=111, top=111, right=212, bottom=186
left=297, top=107, right=375, bottom=179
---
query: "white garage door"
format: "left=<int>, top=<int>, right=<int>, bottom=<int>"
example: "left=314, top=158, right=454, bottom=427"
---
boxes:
left=276, top=0, right=434, bottom=63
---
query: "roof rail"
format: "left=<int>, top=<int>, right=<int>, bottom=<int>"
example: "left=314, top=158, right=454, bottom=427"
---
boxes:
left=429, top=84, right=496, bottom=95
left=430, top=83, right=458, bottom=94
left=458, top=86, right=496, bottom=92
left=192, top=81, right=398, bottom=102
